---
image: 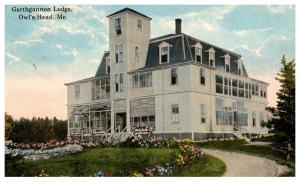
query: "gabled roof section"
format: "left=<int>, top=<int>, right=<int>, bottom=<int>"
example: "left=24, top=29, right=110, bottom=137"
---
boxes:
left=95, top=52, right=109, bottom=77
left=107, top=8, right=152, bottom=20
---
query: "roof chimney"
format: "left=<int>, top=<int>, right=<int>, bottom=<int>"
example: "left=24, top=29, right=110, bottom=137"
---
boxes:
left=175, top=18, right=182, bottom=34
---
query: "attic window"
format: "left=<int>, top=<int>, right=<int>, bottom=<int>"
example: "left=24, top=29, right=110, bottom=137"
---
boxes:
left=237, top=59, right=243, bottom=76
left=159, top=42, right=172, bottom=64
left=161, top=47, right=168, bottom=63
left=208, top=48, right=215, bottom=67
left=194, top=43, right=202, bottom=63
left=195, top=47, right=202, bottom=62
left=115, top=18, right=122, bottom=35
left=224, top=54, right=230, bottom=72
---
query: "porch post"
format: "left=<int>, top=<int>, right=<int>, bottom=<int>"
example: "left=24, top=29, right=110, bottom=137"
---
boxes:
left=126, top=98, right=130, bottom=132
left=88, top=104, right=91, bottom=142
left=111, top=100, right=115, bottom=133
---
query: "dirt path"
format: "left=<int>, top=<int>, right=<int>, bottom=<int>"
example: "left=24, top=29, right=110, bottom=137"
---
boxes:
left=202, top=149, right=290, bottom=177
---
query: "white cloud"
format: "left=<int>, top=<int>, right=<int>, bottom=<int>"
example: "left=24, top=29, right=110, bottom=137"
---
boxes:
left=6, top=52, right=21, bottom=63
left=14, top=39, right=44, bottom=46
left=90, top=58, right=101, bottom=65
left=276, top=35, right=291, bottom=41
left=64, top=48, right=79, bottom=57
left=233, top=27, right=272, bottom=37
left=267, top=5, right=294, bottom=15
left=55, top=44, right=63, bottom=49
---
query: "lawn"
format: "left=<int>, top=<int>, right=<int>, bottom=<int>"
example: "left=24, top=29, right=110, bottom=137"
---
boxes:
left=6, top=147, right=226, bottom=177
left=198, top=139, right=295, bottom=176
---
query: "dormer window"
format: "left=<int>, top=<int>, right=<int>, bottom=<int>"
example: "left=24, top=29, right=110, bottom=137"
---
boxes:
left=223, top=54, right=230, bottom=72
left=159, top=42, right=172, bottom=64
left=115, top=18, right=122, bottom=35
left=208, top=47, right=215, bottom=67
left=161, top=47, right=168, bottom=63
left=194, top=42, right=202, bottom=63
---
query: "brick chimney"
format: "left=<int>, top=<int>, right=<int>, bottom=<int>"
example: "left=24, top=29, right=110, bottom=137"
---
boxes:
left=175, top=18, right=182, bottom=34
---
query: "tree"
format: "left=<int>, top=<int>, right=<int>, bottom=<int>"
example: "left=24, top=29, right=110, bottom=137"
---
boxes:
left=5, top=113, right=14, bottom=140
left=53, top=121, right=68, bottom=140
left=267, top=55, right=295, bottom=147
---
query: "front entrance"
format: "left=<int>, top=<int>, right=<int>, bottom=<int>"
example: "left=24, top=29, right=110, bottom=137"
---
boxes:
left=115, top=112, right=127, bottom=132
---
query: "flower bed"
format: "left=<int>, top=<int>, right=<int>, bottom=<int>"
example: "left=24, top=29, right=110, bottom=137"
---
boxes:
left=5, top=140, right=83, bottom=160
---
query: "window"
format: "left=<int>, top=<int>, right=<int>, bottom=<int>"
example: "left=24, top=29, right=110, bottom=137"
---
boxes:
left=260, top=85, right=267, bottom=98
left=115, top=44, right=123, bottom=63
left=119, top=44, right=123, bottom=62
left=245, top=83, right=249, bottom=98
left=208, top=48, right=215, bottom=67
left=171, top=68, right=178, bottom=85
left=120, top=73, right=123, bottom=92
left=132, top=72, right=152, bottom=88
left=115, top=45, right=118, bottom=63
left=92, top=78, right=110, bottom=101
left=75, top=85, right=80, bottom=98
left=171, top=104, right=179, bottom=123
left=252, top=83, right=259, bottom=96
left=135, top=46, right=139, bottom=62
left=195, top=47, right=202, bottom=62
left=160, top=46, right=169, bottom=63
left=252, top=111, right=256, bottom=127
left=238, top=80, right=244, bottom=98
left=238, top=68, right=241, bottom=75
left=216, top=98, right=233, bottom=126
left=238, top=113, right=248, bottom=126
left=232, top=79, right=238, bottom=96
left=115, top=74, right=119, bottom=92
left=200, top=68, right=205, bottom=85
left=224, top=77, right=228, bottom=95
left=200, top=104, right=206, bottom=123
left=259, top=112, right=264, bottom=127
left=106, top=58, right=110, bottom=74
left=215, top=75, right=223, bottom=94
left=228, top=78, right=232, bottom=95
left=115, top=18, right=122, bottom=35
left=137, top=19, right=142, bottom=30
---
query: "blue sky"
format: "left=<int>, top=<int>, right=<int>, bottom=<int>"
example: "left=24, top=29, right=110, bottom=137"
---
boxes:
left=5, top=5, right=295, bottom=119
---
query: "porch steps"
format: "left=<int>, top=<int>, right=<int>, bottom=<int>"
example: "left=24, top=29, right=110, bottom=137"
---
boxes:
left=233, top=125, right=251, bottom=143
left=233, top=131, right=251, bottom=143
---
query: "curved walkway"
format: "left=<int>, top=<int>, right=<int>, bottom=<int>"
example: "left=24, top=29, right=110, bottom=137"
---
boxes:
left=202, top=149, right=290, bottom=177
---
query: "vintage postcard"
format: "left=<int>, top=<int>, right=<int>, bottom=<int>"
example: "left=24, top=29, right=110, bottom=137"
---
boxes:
left=4, top=4, right=296, bottom=179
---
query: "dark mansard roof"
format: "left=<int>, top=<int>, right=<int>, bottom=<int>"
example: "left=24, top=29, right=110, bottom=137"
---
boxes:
left=95, top=33, right=249, bottom=77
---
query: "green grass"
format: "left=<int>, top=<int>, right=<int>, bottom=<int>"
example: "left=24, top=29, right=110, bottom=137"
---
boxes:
left=198, top=139, right=295, bottom=176
left=174, top=154, right=226, bottom=177
left=6, top=147, right=226, bottom=177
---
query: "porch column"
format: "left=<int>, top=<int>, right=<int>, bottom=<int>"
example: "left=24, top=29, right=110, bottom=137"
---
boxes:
left=88, top=104, right=91, bottom=142
left=111, top=100, right=115, bottom=133
left=67, top=106, right=70, bottom=140
left=126, top=98, right=130, bottom=132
